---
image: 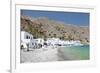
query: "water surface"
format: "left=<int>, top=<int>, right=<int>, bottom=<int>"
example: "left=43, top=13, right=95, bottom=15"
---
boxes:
left=62, top=45, right=90, bottom=60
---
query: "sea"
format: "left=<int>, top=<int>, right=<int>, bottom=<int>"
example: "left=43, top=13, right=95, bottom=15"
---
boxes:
left=63, top=45, right=90, bottom=60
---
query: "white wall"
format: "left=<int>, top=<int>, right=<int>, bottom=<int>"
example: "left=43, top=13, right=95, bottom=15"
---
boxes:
left=0, top=0, right=100, bottom=73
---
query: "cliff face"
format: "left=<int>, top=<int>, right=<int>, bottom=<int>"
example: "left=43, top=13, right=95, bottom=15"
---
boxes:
left=21, top=15, right=89, bottom=44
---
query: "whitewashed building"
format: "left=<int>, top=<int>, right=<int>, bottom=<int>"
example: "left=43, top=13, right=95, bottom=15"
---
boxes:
left=21, top=31, right=36, bottom=48
left=21, top=31, right=83, bottom=49
left=21, top=31, right=45, bottom=49
left=35, top=38, right=44, bottom=46
left=46, top=38, right=83, bottom=47
left=46, top=38, right=60, bottom=46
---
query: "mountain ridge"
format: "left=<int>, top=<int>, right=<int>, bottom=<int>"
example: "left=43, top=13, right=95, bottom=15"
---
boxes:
left=21, top=15, right=89, bottom=44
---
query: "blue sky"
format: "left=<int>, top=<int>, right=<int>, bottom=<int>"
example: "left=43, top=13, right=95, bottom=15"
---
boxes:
left=21, top=9, right=89, bottom=26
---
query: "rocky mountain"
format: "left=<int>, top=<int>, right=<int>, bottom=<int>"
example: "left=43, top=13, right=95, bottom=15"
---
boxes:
left=21, top=15, right=89, bottom=44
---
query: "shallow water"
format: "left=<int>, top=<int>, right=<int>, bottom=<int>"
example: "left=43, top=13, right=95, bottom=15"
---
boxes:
left=63, top=45, right=90, bottom=60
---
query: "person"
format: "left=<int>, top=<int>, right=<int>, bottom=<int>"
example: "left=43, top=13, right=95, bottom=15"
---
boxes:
left=27, top=44, right=29, bottom=51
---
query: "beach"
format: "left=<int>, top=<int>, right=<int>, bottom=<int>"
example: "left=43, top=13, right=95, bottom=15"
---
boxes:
left=20, top=45, right=89, bottom=63
left=20, top=10, right=89, bottom=63
left=20, top=46, right=58, bottom=63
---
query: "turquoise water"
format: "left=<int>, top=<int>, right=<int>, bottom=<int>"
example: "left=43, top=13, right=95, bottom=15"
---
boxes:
left=64, top=45, right=89, bottom=60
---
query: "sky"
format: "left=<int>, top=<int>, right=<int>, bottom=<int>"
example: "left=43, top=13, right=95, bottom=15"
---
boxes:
left=21, top=9, right=89, bottom=26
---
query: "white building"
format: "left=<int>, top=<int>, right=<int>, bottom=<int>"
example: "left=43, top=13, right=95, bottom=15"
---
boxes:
left=46, top=38, right=83, bottom=47
left=35, top=38, right=44, bottom=46
left=46, top=38, right=60, bottom=46
left=21, top=31, right=36, bottom=48
left=21, top=31, right=83, bottom=49
left=58, top=40, right=83, bottom=46
left=21, top=31, right=44, bottom=49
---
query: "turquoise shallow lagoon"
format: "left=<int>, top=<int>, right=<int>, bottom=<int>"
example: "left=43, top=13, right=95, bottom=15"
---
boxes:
left=62, top=45, right=90, bottom=60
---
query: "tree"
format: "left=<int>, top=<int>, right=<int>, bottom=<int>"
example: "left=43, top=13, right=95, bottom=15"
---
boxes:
left=59, top=35, right=65, bottom=40
left=53, top=34, right=57, bottom=38
left=55, top=26, right=61, bottom=31
left=44, top=35, right=47, bottom=41
left=67, top=35, right=73, bottom=41
left=49, top=33, right=51, bottom=37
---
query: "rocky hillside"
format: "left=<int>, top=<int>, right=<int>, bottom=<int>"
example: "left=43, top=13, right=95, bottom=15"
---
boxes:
left=21, top=15, right=89, bottom=44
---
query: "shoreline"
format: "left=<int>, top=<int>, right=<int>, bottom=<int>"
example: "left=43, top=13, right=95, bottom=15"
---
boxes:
left=57, top=47, right=80, bottom=61
left=58, top=45, right=89, bottom=60
left=21, top=45, right=89, bottom=63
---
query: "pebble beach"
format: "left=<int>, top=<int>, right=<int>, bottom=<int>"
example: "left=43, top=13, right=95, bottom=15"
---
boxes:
left=21, top=45, right=89, bottom=63
left=20, top=46, right=59, bottom=63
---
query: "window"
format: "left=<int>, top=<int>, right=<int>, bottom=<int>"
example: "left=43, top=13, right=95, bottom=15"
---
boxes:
left=26, top=35, right=32, bottom=39
left=26, top=35, right=28, bottom=39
